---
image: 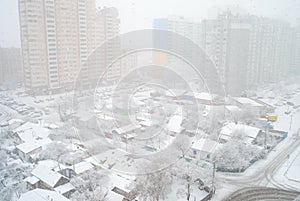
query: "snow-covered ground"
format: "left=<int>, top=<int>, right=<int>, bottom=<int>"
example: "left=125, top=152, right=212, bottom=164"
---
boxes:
left=1, top=79, right=300, bottom=201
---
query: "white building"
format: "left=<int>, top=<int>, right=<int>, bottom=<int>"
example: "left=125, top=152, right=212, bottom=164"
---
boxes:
left=18, top=0, right=96, bottom=92
left=191, top=139, right=219, bottom=160
left=18, top=188, right=70, bottom=201
left=219, top=122, right=261, bottom=144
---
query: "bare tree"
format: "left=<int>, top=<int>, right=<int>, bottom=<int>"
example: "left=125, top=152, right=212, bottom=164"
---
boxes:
left=70, top=169, right=110, bottom=201
left=134, top=159, right=173, bottom=201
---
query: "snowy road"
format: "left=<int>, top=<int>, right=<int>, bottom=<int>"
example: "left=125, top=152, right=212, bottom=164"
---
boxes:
left=214, top=84, right=300, bottom=200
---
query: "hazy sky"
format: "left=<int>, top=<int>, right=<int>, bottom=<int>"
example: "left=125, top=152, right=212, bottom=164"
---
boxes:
left=1, top=0, right=299, bottom=48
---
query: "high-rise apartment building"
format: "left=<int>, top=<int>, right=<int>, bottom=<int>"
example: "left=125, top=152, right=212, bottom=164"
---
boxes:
left=88, top=7, right=121, bottom=84
left=201, top=12, right=292, bottom=95
left=153, top=16, right=223, bottom=94
left=153, top=16, right=202, bottom=47
left=18, top=0, right=95, bottom=93
left=0, top=48, right=23, bottom=87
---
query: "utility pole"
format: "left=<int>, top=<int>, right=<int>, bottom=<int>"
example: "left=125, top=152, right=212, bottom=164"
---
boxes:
left=289, top=114, right=293, bottom=131
left=212, top=160, right=216, bottom=194
left=264, top=122, right=269, bottom=150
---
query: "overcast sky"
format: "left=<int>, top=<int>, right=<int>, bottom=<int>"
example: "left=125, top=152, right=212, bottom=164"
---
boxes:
left=1, top=0, right=299, bottom=48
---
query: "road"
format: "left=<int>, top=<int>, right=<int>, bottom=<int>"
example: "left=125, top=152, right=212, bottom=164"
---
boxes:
left=217, top=138, right=300, bottom=189
left=223, top=187, right=300, bottom=201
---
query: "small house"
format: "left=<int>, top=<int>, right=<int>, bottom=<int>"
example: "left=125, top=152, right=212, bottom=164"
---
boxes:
left=219, top=122, right=261, bottom=144
left=8, top=118, right=24, bottom=131
left=191, top=139, right=218, bottom=160
left=72, top=161, right=94, bottom=175
left=31, top=164, right=69, bottom=190
left=54, top=182, right=75, bottom=198
left=167, top=115, right=183, bottom=136
left=18, top=188, right=70, bottom=201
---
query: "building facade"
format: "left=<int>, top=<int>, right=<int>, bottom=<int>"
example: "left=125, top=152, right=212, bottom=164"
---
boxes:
left=0, top=48, right=22, bottom=88
left=201, top=12, right=293, bottom=95
left=18, top=0, right=95, bottom=93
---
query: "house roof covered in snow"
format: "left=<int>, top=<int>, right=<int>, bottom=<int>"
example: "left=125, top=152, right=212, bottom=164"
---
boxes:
left=54, top=182, right=75, bottom=195
left=8, top=118, right=24, bottom=125
left=16, top=138, right=52, bottom=154
left=16, top=142, right=41, bottom=154
left=220, top=122, right=261, bottom=140
left=232, top=97, right=262, bottom=107
left=191, top=139, right=218, bottom=154
left=44, top=123, right=59, bottom=130
left=73, top=161, right=94, bottom=175
left=113, top=124, right=141, bottom=135
left=31, top=164, right=68, bottom=188
left=168, top=115, right=183, bottom=133
left=96, top=113, right=115, bottom=120
left=24, top=176, right=39, bottom=185
left=92, top=149, right=150, bottom=173
left=139, top=119, right=152, bottom=127
left=194, top=92, right=213, bottom=101
left=13, top=122, right=50, bottom=143
left=18, top=188, right=70, bottom=201
left=225, top=105, right=241, bottom=112
left=165, top=89, right=186, bottom=97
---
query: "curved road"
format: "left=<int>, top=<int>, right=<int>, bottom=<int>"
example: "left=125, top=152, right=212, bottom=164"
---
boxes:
left=223, top=187, right=300, bottom=201
left=217, top=138, right=300, bottom=191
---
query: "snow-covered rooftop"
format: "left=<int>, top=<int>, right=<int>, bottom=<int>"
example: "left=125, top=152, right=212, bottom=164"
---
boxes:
left=16, top=142, right=41, bottom=154
left=91, top=149, right=150, bottom=173
left=13, top=122, right=50, bottom=143
left=16, top=138, right=52, bottom=154
left=54, top=182, right=75, bottom=195
left=113, top=124, right=141, bottom=135
left=225, top=105, right=242, bottom=112
left=24, top=176, right=39, bottom=185
left=194, top=92, right=213, bottom=101
left=232, top=97, right=262, bottom=107
left=84, top=156, right=102, bottom=167
left=18, top=188, right=70, bottom=201
left=220, top=122, right=261, bottom=139
left=96, top=113, right=115, bottom=120
left=168, top=115, right=183, bottom=133
left=139, top=119, right=152, bottom=127
left=73, top=161, right=94, bottom=175
left=8, top=118, right=24, bottom=125
left=165, top=89, right=186, bottom=97
left=31, top=164, right=68, bottom=188
left=44, top=123, right=59, bottom=129
left=109, top=173, right=134, bottom=191
left=191, top=139, right=218, bottom=153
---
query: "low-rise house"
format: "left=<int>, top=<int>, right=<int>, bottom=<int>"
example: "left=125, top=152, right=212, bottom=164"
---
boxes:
left=191, top=139, right=219, bottom=160
left=194, top=92, right=213, bottom=105
left=12, top=122, right=50, bottom=144
left=165, top=89, right=186, bottom=100
left=31, top=163, right=69, bottom=190
left=54, top=182, right=75, bottom=198
left=16, top=138, right=52, bottom=162
left=122, top=133, right=137, bottom=142
left=23, top=176, right=39, bottom=189
left=107, top=173, right=137, bottom=201
left=16, top=142, right=41, bottom=162
left=112, top=124, right=141, bottom=136
left=229, top=97, right=265, bottom=116
left=44, top=123, right=59, bottom=130
left=18, top=188, right=70, bottom=201
left=219, top=122, right=261, bottom=144
left=8, top=118, right=24, bottom=131
left=167, top=115, right=183, bottom=136
left=72, top=161, right=94, bottom=175
left=91, top=149, right=150, bottom=173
